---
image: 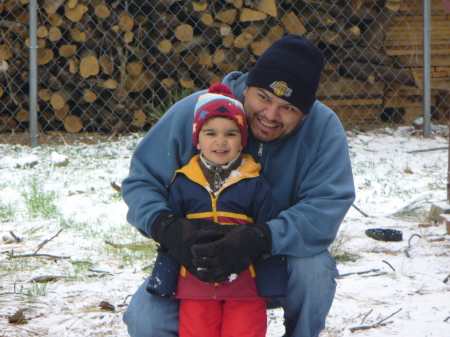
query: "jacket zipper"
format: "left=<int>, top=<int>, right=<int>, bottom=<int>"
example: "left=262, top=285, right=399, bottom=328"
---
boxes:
left=258, top=143, right=264, bottom=156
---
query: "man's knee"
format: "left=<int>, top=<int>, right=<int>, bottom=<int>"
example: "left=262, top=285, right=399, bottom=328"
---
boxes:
left=123, top=277, right=180, bottom=337
left=287, top=250, right=338, bottom=283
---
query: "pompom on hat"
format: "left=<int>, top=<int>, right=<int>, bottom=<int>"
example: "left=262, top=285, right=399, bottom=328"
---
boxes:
left=246, top=34, right=325, bottom=114
left=193, top=83, right=248, bottom=148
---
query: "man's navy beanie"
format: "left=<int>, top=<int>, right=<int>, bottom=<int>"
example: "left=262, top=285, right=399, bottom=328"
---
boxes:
left=246, top=34, right=325, bottom=114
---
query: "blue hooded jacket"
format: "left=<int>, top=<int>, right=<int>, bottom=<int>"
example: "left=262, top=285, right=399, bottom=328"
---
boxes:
left=122, top=72, right=355, bottom=258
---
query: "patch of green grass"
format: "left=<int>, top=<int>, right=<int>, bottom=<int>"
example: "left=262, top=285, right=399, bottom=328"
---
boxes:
left=388, top=195, right=433, bottom=222
left=103, top=224, right=157, bottom=266
left=146, top=88, right=197, bottom=121
left=25, top=282, right=48, bottom=302
left=0, top=199, right=16, bottom=220
left=1, top=257, right=46, bottom=276
left=21, top=178, right=60, bottom=219
left=330, top=227, right=360, bottom=263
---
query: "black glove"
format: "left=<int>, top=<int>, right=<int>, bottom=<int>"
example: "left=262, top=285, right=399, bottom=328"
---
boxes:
left=191, top=223, right=272, bottom=283
left=150, top=211, right=236, bottom=277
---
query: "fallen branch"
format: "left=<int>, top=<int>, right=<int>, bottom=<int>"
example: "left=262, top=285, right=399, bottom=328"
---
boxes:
left=352, top=203, right=370, bottom=217
left=405, top=146, right=447, bottom=153
left=360, top=309, right=373, bottom=324
left=8, top=251, right=70, bottom=259
left=9, top=230, right=22, bottom=243
left=337, top=268, right=380, bottom=279
left=408, top=233, right=422, bottom=247
left=34, top=228, right=64, bottom=254
left=361, top=271, right=388, bottom=277
left=382, top=260, right=396, bottom=272
left=443, top=273, right=450, bottom=284
left=349, top=308, right=402, bottom=332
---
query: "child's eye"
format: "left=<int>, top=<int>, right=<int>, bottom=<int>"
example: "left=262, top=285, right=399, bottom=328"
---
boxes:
left=205, top=132, right=216, bottom=136
left=227, top=132, right=238, bottom=137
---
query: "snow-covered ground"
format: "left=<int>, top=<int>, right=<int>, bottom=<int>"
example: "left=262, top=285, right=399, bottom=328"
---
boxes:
left=1, top=125, right=449, bottom=336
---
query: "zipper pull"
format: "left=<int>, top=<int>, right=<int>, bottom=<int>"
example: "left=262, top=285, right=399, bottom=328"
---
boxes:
left=258, top=143, right=263, bottom=156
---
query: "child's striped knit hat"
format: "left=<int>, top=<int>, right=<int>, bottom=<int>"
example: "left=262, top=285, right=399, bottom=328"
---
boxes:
left=193, top=83, right=248, bottom=148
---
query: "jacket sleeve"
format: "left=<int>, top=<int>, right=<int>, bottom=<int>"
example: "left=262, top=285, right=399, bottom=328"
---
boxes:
left=121, top=93, right=201, bottom=238
left=267, top=108, right=355, bottom=258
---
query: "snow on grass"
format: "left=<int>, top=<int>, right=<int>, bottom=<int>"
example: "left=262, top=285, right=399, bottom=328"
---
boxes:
left=1, top=126, right=449, bottom=336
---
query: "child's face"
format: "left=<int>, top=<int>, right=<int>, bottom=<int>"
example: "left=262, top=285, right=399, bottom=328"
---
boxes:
left=197, top=117, right=243, bottom=165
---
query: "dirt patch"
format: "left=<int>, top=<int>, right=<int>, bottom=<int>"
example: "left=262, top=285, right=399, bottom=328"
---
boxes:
left=0, top=131, right=140, bottom=146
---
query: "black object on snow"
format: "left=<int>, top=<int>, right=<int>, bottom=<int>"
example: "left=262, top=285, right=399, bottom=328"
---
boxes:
left=365, top=228, right=403, bottom=242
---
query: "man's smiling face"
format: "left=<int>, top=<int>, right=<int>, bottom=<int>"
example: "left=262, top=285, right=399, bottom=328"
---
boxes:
left=243, top=87, right=307, bottom=143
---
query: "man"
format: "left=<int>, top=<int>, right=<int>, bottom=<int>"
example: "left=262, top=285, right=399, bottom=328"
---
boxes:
left=122, top=34, right=355, bottom=337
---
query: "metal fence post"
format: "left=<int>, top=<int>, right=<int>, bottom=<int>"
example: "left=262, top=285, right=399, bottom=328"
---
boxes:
left=423, top=0, right=431, bottom=137
left=29, top=0, right=38, bottom=147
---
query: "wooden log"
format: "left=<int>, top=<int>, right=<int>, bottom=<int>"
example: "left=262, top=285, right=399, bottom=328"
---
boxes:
left=131, top=109, right=147, bottom=127
left=50, top=90, right=70, bottom=110
left=15, top=108, right=30, bottom=123
left=64, top=115, right=83, bottom=133
left=41, top=110, right=62, bottom=130
left=335, top=46, right=394, bottom=66
left=0, top=43, right=16, bottom=62
left=331, top=18, right=360, bottom=46
left=360, top=6, right=398, bottom=49
left=265, top=25, right=285, bottom=43
left=99, top=54, right=115, bottom=75
left=281, top=12, right=307, bottom=35
left=79, top=50, right=100, bottom=78
left=253, top=0, right=278, bottom=17
left=54, top=103, right=70, bottom=121
left=240, top=8, right=268, bottom=22
left=81, top=88, right=97, bottom=104
left=177, top=68, right=196, bottom=89
left=304, top=0, right=378, bottom=23
left=216, top=9, right=238, bottom=25
left=250, top=38, right=271, bottom=56
left=39, top=88, right=53, bottom=102
left=174, top=24, right=194, bottom=42
left=37, top=48, right=54, bottom=65
left=94, top=4, right=111, bottom=19
left=48, top=26, right=62, bottom=42
left=340, top=61, right=377, bottom=84
left=375, top=65, right=418, bottom=87
left=234, top=32, right=253, bottom=49
left=59, top=45, right=77, bottom=58
left=118, top=12, right=134, bottom=32
left=65, top=3, right=88, bottom=23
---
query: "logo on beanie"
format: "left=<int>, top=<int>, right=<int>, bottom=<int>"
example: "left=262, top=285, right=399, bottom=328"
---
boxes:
left=269, top=81, right=292, bottom=98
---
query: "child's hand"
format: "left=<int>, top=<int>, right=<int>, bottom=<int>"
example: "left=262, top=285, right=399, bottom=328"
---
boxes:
left=191, top=223, right=272, bottom=283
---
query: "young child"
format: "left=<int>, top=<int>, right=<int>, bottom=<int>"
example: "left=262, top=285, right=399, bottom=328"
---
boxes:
left=147, top=83, right=287, bottom=337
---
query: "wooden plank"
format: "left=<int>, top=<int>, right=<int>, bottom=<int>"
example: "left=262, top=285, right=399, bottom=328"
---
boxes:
left=323, top=98, right=383, bottom=107
left=438, top=214, right=450, bottom=235
left=383, top=95, right=436, bottom=108
left=384, top=39, right=450, bottom=48
left=397, top=54, right=450, bottom=67
left=317, top=77, right=384, bottom=99
left=333, top=105, right=382, bottom=125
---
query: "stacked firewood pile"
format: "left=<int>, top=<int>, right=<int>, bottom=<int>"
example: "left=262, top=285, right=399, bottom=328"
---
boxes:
left=0, top=0, right=448, bottom=134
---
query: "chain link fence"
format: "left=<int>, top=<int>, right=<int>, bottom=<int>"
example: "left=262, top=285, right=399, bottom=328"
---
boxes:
left=0, top=0, right=449, bottom=139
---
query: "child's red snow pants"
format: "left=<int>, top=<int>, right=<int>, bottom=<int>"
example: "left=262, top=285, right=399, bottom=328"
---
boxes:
left=179, top=298, right=267, bottom=337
